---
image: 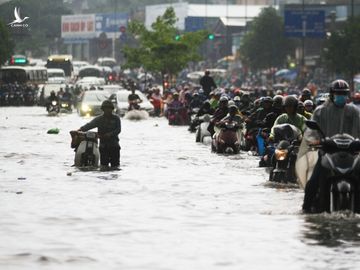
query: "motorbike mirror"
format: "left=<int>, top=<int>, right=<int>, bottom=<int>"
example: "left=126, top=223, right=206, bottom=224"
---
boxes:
left=305, top=120, right=326, bottom=138
left=305, top=120, right=319, bottom=130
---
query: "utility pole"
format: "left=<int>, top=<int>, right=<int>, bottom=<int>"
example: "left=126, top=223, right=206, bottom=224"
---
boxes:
left=301, top=0, right=306, bottom=88
left=350, top=0, right=355, bottom=92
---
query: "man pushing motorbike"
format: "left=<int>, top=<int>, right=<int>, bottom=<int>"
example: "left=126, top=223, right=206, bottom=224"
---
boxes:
left=78, top=100, right=121, bottom=169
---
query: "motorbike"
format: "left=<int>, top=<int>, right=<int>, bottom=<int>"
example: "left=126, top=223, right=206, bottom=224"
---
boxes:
left=268, top=124, right=302, bottom=183
left=305, top=120, right=360, bottom=213
left=188, top=108, right=201, bottom=132
left=12, top=90, right=24, bottom=106
left=195, top=114, right=212, bottom=143
left=168, top=107, right=188, bottom=126
left=60, top=99, right=73, bottom=113
left=70, top=131, right=100, bottom=167
left=0, top=91, right=9, bottom=106
left=212, top=120, right=243, bottom=154
left=23, top=91, right=35, bottom=106
left=47, top=100, right=60, bottom=116
left=125, top=100, right=149, bottom=120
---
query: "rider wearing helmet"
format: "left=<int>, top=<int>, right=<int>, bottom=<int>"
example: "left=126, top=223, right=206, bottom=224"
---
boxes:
left=297, top=101, right=312, bottom=119
left=269, top=95, right=306, bottom=141
left=247, top=96, right=273, bottom=129
left=303, top=79, right=360, bottom=212
left=261, top=95, right=284, bottom=129
left=78, top=100, right=121, bottom=169
left=304, top=99, right=314, bottom=113
left=46, top=90, right=60, bottom=111
left=218, top=104, right=244, bottom=126
left=352, top=93, right=360, bottom=105
left=300, top=88, right=312, bottom=102
left=208, top=96, right=229, bottom=136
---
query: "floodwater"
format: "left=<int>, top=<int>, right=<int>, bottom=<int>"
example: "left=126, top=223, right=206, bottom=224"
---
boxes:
left=1, top=107, right=360, bottom=270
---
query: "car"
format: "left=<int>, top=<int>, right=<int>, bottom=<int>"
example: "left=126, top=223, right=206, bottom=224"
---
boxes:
left=100, top=85, right=126, bottom=95
left=75, top=76, right=106, bottom=90
left=78, top=90, right=110, bottom=117
left=110, top=90, right=154, bottom=116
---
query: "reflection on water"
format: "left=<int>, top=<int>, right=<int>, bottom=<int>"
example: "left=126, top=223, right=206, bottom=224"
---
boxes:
left=302, top=214, right=360, bottom=247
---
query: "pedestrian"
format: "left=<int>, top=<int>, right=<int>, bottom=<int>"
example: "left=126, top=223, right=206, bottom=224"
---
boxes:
left=200, top=70, right=217, bottom=98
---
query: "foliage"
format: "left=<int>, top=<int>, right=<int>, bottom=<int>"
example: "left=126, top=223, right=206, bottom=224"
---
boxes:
left=0, top=19, right=14, bottom=65
left=123, top=7, right=207, bottom=79
left=0, top=0, right=72, bottom=57
left=324, top=16, right=360, bottom=80
left=240, top=7, right=294, bottom=71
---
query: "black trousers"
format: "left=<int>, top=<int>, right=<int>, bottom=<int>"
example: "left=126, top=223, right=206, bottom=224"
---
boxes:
left=100, top=145, right=120, bottom=167
left=303, top=156, right=323, bottom=211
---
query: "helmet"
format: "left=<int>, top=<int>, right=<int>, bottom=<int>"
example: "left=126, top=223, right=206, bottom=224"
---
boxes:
left=228, top=100, right=235, bottom=107
left=297, top=101, right=304, bottom=109
left=283, top=95, right=298, bottom=108
left=228, top=104, right=238, bottom=111
left=219, top=96, right=229, bottom=103
left=273, top=95, right=283, bottom=106
left=261, top=96, right=273, bottom=104
left=330, top=79, right=350, bottom=94
left=101, top=100, right=114, bottom=110
left=234, top=96, right=241, bottom=101
left=304, top=100, right=314, bottom=107
left=302, top=88, right=311, bottom=96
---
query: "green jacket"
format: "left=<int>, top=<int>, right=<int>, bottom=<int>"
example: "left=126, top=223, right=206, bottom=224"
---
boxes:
left=270, top=113, right=306, bottom=139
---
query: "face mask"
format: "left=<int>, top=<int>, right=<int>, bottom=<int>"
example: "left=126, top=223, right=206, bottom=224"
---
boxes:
left=333, top=95, right=347, bottom=107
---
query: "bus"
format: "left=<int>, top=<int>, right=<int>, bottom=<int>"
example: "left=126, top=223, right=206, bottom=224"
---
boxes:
left=0, top=66, right=48, bottom=85
left=8, top=55, right=29, bottom=66
left=46, top=55, right=73, bottom=77
left=78, top=65, right=103, bottom=78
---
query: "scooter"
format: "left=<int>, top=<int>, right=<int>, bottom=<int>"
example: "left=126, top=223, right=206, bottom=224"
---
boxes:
left=60, top=99, right=73, bottom=113
left=70, top=131, right=100, bottom=167
left=195, top=114, right=212, bottom=143
left=47, top=100, right=60, bottom=116
left=125, top=100, right=149, bottom=120
left=268, top=124, right=301, bottom=183
left=168, top=107, right=188, bottom=126
left=212, top=120, right=242, bottom=154
left=305, top=120, right=360, bottom=213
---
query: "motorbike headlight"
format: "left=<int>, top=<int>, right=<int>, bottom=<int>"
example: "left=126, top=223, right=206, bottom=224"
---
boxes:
left=275, top=149, right=288, bottom=161
left=51, top=101, right=57, bottom=106
left=61, top=103, right=68, bottom=107
left=81, top=104, right=91, bottom=112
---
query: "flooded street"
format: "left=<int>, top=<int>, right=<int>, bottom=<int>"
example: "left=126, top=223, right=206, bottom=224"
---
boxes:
left=1, top=107, right=360, bottom=270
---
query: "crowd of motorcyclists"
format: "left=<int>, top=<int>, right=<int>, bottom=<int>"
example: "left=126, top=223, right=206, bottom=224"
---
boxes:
left=3, top=68, right=360, bottom=214
left=139, top=72, right=360, bottom=214
left=0, top=83, right=39, bottom=106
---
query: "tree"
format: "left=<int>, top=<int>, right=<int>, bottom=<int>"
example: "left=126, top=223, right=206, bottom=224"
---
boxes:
left=240, top=7, right=294, bottom=71
left=0, top=19, right=13, bottom=65
left=122, top=7, right=207, bottom=88
left=324, top=16, right=360, bottom=87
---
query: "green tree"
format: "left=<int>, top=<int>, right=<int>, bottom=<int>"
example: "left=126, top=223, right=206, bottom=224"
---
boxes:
left=122, top=7, right=207, bottom=88
left=0, top=19, right=13, bottom=65
left=240, top=7, right=294, bottom=71
left=324, top=16, right=360, bottom=85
